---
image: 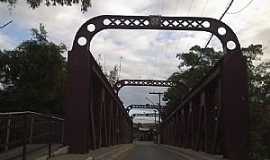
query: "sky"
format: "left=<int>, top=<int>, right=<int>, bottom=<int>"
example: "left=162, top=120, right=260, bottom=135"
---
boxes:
left=0, top=0, right=270, bottom=123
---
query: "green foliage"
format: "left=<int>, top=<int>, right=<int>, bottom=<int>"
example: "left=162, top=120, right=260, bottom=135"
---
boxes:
left=165, top=44, right=270, bottom=159
left=0, top=0, right=92, bottom=12
left=107, top=65, right=119, bottom=86
left=163, top=45, right=223, bottom=109
left=0, top=24, right=67, bottom=114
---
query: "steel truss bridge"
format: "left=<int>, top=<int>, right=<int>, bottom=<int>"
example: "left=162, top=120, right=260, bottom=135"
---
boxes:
left=125, top=104, right=166, bottom=113
left=113, top=79, right=189, bottom=94
left=63, top=15, right=248, bottom=160
left=125, top=104, right=167, bottom=120
left=132, top=113, right=159, bottom=117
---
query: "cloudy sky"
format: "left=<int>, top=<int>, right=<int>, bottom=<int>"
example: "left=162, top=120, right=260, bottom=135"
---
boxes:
left=0, top=0, right=269, bottom=123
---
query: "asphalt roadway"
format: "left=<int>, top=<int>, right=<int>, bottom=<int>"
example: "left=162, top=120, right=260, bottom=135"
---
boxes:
left=118, top=141, right=185, bottom=160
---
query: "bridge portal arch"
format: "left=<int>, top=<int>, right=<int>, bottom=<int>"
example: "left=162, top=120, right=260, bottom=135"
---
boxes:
left=71, top=15, right=241, bottom=56
left=113, top=79, right=189, bottom=94
left=65, top=15, right=246, bottom=160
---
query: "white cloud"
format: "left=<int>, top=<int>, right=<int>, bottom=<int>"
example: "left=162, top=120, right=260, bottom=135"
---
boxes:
left=0, top=33, right=14, bottom=49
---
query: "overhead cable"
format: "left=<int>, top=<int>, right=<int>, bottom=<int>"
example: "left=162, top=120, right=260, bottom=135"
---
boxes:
left=204, top=0, right=234, bottom=48
left=227, top=0, right=254, bottom=14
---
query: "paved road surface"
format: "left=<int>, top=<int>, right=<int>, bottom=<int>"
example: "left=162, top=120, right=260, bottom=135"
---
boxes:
left=119, top=141, right=183, bottom=160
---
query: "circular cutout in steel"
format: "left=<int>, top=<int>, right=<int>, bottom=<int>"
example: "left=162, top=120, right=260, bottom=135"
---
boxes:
left=202, top=21, right=210, bottom=28
left=144, top=20, right=150, bottom=25
left=218, top=27, right=226, bottom=36
left=227, top=41, right=236, bottom=50
left=77, top=37, right=87, bottom=46
left=103, top=19, right=111, bottom=25
left=87, top=24, right=96, bottom=32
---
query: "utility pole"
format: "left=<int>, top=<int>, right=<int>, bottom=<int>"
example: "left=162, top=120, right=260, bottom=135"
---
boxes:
left=153, top=110, right=157, bottom=126
left=149, top=92, right=163, bottom=124
left=153, top=110, right=157, bottom=143
left=149, top=92, right=163, bottom=144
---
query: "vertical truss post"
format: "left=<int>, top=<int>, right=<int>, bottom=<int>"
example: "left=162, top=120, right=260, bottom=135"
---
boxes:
left=64, top=48, right=92, bottom=153
left=222, top=54, right=248, bottom=159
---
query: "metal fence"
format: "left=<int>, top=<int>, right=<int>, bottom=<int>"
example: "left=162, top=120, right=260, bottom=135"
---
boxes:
left=0, top=111, right=64, bottom=159
left=64, top=41, right=133, bottom=153
left=160, top=54, right=249, bottom=160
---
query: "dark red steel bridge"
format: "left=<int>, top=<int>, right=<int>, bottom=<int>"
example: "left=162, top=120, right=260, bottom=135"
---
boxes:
left=62, top=15, right=248, bottom=160
left=64, top=15, right=248, bottom=160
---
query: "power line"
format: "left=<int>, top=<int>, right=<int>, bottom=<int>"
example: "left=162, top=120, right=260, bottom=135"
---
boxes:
left=204, top=0, right=234, bottom=48
left=188, top=0, right=235, bottom=70
left=0, top=20, right=13, bottom=29
left=227, top=0, right=254, bottom=14
left=145, top=97, right=157, bottom=105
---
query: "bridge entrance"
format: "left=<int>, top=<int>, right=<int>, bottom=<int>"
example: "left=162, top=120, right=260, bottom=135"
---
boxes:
left=64, top=15, right=248, bottom=160
left=114, top=79, right=186, bottom=143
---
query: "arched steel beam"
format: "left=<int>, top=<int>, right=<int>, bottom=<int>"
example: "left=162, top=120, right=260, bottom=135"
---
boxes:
left=113, top=79, right=189, bottom=94
left=126, top=104, right=166, bottom=113
left=132, top=113, right=159, bottom=117
left=126, top=104, right=167, bottom=120
left=71, top=15, right=241, bottom=57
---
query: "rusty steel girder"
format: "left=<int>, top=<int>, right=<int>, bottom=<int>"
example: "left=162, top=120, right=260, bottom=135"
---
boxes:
left=132, top=113, right=159, bottom=117
left=126, top=104, right=167, bottom=120
left=126, top=104, right=166, bottom=112
left=160, top=54, right=248, bottom=159
left=113, top=79, right=189, bottom=94
left=72, top=15, right=241, bottom=55
left=65, top=15, right=247, bottom=160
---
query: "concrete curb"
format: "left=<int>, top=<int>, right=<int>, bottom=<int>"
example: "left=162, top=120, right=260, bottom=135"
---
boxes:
left=92, top=144, right=134, bottom=160
left=161, top=145, right=227, bottom=160
left=35, top=144, right=133, bottom=160
left=35, top=146, right=69, bottom=160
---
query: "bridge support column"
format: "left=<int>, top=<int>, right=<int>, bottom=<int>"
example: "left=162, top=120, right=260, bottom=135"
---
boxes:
left=64, top=49, right=93, bottom=153
left=222, top=53, right=248, bottom=159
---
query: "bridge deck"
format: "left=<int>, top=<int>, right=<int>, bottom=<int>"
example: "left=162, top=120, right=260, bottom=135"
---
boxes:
left=119, top=141, right=182, bottom=160
left=0, top=142, right=227, bottom=160
left=119, top=142, right=226, bottom=160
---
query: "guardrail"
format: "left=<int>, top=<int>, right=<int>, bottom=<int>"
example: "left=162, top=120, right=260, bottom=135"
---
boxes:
left=160, top=54, right=249, bottom=160
left=0, top=111, right=64, bottom=159
left=64, top=41, right=133, bottom=153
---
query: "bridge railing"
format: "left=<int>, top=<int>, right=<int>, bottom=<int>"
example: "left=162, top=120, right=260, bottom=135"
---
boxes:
left=64, top=49, right=133, bottom=153
left=160, top=54, right=248, bottom=160
left=0, top=111, right=63, bottom=158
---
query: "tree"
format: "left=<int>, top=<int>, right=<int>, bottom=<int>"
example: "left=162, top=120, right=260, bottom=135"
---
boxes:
left=0, top=24, right=67, bottom=114
left=107, top=65, right=119, bottom=86
left=163, top=45, right=223, bottom=109
left=164, top=44, right=270, bottom=159
left=0, top=0, right=91, bottom=12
